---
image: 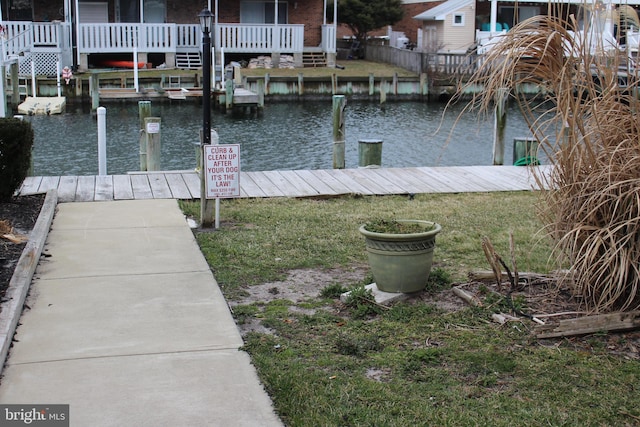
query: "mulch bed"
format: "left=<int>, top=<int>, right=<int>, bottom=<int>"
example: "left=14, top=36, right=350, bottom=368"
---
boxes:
left=0, top=194, right=45, bottom=299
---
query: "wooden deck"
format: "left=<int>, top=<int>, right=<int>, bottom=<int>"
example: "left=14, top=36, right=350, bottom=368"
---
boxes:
left=18, top=166, right=550, bottom=203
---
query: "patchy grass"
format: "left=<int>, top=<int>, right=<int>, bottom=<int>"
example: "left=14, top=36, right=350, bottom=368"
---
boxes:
left=181, top=192, right=640, bottom=426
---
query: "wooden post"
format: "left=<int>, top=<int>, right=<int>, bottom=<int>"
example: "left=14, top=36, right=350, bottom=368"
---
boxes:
left=10, top=62, right=20, bottom=107
left=393, top=72, right=398, bottom=95
left=331, top=73, right=337, bottom=94
left=369, top=73, right=375, bottom=96
left=297, top=72, right=304, bottom=96
left=257, top=78, right=265, bottom=113
left=380, top=79, right=387, bottom=104
left=144, top=117, right=161, bottom=171
left=420, top=73, right=428, bottom=97
left=358, top=139, right=383, bottom=167
left=225, top=79, right=233, bottom=113
left=492, top=87, right=508, bottom=165
left=264, top=73, right=270, bottom=95
left=90, top=73, right=100, bottom=111
left=332, top=95, right=346, bottom=169
left=138, top=101, right=152, bottom=171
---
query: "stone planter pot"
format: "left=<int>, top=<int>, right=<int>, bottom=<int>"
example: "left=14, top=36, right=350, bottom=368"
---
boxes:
left=359, top=220, right=442, bottom=293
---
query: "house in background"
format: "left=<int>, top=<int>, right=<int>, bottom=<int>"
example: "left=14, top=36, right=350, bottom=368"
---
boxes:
left=0, top=0, right=338, bottom=76
left=413, top=0, right=476, bottom=53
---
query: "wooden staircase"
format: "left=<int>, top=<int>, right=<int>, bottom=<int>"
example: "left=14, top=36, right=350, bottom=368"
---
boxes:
left=176, top=52, right=202, bottom=69
left=302, top=52, right=326, bottom=68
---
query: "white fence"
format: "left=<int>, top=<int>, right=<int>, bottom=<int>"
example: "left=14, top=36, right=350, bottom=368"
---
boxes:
left=79, top=23, right=177, bottom=53
left=217, top=24, right=303, bottom=53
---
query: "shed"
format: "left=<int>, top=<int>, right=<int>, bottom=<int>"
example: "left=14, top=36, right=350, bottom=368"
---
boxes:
left=414, top=0, right=476, bottom=53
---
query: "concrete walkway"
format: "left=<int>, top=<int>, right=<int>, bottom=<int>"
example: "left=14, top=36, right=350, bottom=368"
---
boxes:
left=0, top=199, right=283, bottom=426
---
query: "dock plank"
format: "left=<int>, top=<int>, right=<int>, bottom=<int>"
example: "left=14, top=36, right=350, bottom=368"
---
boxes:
left=239, top=172, right=267, bottom=198
left=383, top=168, right=439, bottom=193
left=56, top=176, right=78, bottom=202
left=293, top=170, right=339, bottom=195
left=113, top=175, right=134, bottom=200
left=94, top=175, right=114, bottom=201
left=181, top=172, right=201, bottom=198
left=322, top=170, right=375, bottom=195
left=38, top=176, right=60, bottom=193
left=19, top=177, right=42, bottom=195
left=130, top=175, right=153, bottom=199
left=75, top=176, right=96, bottom=202
left=274, top=171, right=320, bottom=197
left=365, top=169, right=411, bottom=194
left=148, top=174, right=172, bottom=199
left=250, top=171, right=286, bottom=197
left=164, top=173, right=192, bottom=199
left=307, top=170, right=353, bottom=195
left=340, top=169, right=393, bottom=194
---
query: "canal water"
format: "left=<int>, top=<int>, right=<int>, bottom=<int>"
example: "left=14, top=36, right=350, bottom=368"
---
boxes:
left=26, top=101, right=536, bottom=176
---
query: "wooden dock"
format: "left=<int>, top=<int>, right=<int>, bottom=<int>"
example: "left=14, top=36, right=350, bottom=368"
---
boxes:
left=18, top=166, right=550, bottom=203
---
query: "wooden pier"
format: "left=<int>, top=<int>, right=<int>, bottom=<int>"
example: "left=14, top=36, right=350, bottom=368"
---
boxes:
left=18, top=166, right=549, bottom=203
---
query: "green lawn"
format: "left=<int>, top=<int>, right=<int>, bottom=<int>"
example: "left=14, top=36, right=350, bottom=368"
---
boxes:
left=181, top=192, right=640, bottom=426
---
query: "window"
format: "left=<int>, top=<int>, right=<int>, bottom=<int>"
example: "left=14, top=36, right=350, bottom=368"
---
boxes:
left=241, top=2, right=288, bottom=24
left=453, top=13, right=464, bottom=26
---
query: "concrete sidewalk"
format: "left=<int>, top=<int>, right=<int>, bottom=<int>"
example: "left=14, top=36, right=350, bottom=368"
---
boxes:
left=0, top=199, right=283, bottom=426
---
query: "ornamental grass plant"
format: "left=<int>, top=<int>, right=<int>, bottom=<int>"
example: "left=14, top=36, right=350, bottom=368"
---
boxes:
left=455, top=5, right=640, bottom=312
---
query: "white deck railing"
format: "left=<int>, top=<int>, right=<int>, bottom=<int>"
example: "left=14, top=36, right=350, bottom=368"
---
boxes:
left=217, top=24, right=303, bottom=53
left=79, top=23, right=177, bottom=53
left=3, top=21, right=327, bottom=59
left=321, top=25, right=336, bottom=53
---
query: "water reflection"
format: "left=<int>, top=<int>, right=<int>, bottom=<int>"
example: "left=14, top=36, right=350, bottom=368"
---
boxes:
left=27, top=101, right=536, bottom=176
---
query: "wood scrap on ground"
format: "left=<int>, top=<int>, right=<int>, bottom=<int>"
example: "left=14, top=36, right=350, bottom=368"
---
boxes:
left=535, top=311, right=640, bottom=338
left=0, top=219, right=27, bottom=244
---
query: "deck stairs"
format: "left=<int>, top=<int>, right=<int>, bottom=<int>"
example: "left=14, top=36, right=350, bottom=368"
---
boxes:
left=302, top=52, right=326, bottom=68
left=176, top=52, right=202, bottom=70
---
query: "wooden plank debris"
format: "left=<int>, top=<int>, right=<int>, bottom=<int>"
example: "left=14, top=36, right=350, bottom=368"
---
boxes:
left=536, top=311, right=640, bottom=339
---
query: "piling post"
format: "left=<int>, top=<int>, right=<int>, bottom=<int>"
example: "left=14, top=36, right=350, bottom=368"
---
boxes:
left=90, top=73, right=100, bottom=111
left=257, top=78, right=265, bottom=113
left=492, top=87, right=508, bottom=165
left=358, top=139, right=383, bottom=168
left=225, top=78, right=233, bottom=113
left=332, top=95, right=346, bottom=169
left=331, top=73, right=337, bottom=94
left=369, top=73, right=375, bottom=96
left=393, top=72, right=398, bottom=95
left=138, top=101, right=152, bottom=171
left=298, top=73, right=304, bottom=96
left=380, top=79, right=387, bottom=104
left=144, top=117, right=162, bottom=171
left=97, top=107, right=107, bottom=175
left=420, top=73, right=428, bottom=97
left=264, top=73, right=270, bottom=95
left=10, top=62, right=19, bottom=107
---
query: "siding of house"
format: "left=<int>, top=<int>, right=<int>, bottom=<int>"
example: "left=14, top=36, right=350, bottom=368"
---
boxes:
left=440, top=4, right=475, bottom=53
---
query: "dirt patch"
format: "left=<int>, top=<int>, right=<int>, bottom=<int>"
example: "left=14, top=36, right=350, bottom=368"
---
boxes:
left=229, top=266, right=368, bottom=307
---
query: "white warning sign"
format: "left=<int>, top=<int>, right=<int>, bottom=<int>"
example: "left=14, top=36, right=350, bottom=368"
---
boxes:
left=204, top=144, right=241, bottom=199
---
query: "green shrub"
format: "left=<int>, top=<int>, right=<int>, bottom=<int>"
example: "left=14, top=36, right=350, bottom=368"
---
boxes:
left=0, top=118, right=34, bottom=201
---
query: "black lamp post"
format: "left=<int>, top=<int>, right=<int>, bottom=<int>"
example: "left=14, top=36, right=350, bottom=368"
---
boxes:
left=199, top=8, right=214, bottom=227
left=199, top=8, right=214, bottom=146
